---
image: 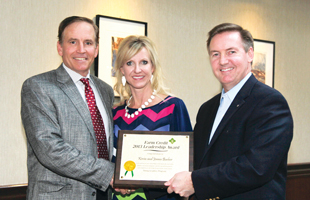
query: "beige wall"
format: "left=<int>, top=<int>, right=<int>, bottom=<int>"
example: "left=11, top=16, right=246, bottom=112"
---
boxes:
left=1, top=0, right=309, bottom=186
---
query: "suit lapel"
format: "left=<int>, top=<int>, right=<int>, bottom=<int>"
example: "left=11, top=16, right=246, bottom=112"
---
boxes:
left=208, top=97, right=246, bottom=147
left=196, top=95, right=220, bottom=168
left=203, top=95, right=220, bottom=148
left=55, top=65, right=96, bottom=141
left=200, top=75, right=257, bottom=167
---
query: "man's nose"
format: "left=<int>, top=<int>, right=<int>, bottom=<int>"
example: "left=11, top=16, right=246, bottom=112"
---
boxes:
left=77, top=43, right=86, bottom=53
left=220, top=55, right=228, bottom=65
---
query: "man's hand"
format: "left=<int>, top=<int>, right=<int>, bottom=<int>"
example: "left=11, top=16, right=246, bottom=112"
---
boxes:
left=164, top=171, right=195, bottom=197
left=110, top=177, right=114, bottom=187
left=110, top=177, right=135, bottom=195
left=114, top=188, right=135, bottom=195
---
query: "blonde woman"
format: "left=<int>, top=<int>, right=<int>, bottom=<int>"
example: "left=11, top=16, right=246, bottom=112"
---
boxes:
left=112, top=35, right=192, bottom=200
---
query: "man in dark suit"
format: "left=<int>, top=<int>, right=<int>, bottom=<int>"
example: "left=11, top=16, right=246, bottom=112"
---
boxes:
left=21, top=16, right=127, bottom=200
left=165, top=23, right=293, bottom=199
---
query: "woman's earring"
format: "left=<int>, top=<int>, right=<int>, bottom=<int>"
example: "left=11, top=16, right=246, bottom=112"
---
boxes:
left=122, top=76, right=126, bottom=86
left=151, top=75, right=153, bottom=83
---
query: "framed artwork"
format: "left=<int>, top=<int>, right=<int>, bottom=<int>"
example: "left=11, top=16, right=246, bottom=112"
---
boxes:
left=95, top=15, right=147, bottom=95
left=252, top=39, right=275, bottom=88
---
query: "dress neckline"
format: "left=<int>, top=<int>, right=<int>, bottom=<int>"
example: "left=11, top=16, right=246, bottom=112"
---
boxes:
left=125, top=95, right=171, bottom=110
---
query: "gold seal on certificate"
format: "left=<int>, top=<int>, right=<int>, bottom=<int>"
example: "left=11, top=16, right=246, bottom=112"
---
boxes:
left=114, top=130, right=193, bottom=188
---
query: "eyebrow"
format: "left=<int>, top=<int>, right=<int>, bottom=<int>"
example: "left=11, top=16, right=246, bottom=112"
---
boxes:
left=210, top=47, right=237, bottom=53
left=67, top=38, right=94, bottom=42
left=226, top=47, right=237, bottom=51
left=209, top=50, right=219, bottom=53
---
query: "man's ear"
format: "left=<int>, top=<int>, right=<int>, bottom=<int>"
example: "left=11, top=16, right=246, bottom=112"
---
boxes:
left=57, top=41, right=63, bottom=57
left=247, top=47, right=254, bottom=63
left=95, top=44, right=99, bottom=58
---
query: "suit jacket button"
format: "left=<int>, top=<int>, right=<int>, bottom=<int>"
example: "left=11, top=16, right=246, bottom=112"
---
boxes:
left=92, top=191, right=96, bottom=196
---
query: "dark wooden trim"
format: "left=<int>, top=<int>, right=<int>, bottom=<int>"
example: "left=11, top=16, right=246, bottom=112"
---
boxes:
left=286, top=162, right=310, bottom=200
left=0, top=163, right=309, bottom=199
left=287, top=162, right=310, bottom=177
left=0, top=184, right=27, bottom=200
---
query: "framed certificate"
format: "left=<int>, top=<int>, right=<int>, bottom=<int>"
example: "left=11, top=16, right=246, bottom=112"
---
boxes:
left=114, top=130, right=193, bottom=188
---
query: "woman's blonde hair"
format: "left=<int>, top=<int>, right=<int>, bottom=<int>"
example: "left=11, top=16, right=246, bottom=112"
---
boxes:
left=114, top=35, right=170, bottom=104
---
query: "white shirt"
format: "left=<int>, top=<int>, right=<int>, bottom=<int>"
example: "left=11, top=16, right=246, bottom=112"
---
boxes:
left=62, top=64, right=110, bottom=149
left=209, top=72, right=252, bottom=143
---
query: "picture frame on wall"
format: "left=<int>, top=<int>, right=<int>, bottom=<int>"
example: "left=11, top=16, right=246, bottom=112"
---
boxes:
left=95, top=15, right=147, bottom=95
left=252, top=39, right=275, bottom=88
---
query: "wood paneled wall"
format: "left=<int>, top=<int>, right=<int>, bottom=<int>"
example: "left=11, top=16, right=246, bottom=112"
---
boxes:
left=286, top=163, right=310, bottom=199
left=0, top=184, right=27, bottom=200
left=1, top=163, right=309, bottom=199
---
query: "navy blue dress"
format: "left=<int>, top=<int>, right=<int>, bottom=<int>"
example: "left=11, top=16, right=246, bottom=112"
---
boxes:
left=112, top=96, right=192, bottom=200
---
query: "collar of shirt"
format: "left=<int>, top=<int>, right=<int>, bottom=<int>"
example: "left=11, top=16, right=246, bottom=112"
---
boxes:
left=220, top=72, right=252, bottom=103
left=62, top=63, right=91, bottom=84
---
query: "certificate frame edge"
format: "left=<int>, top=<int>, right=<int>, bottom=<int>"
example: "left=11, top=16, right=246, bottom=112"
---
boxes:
left=114, top=130, right=194, bottom=188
